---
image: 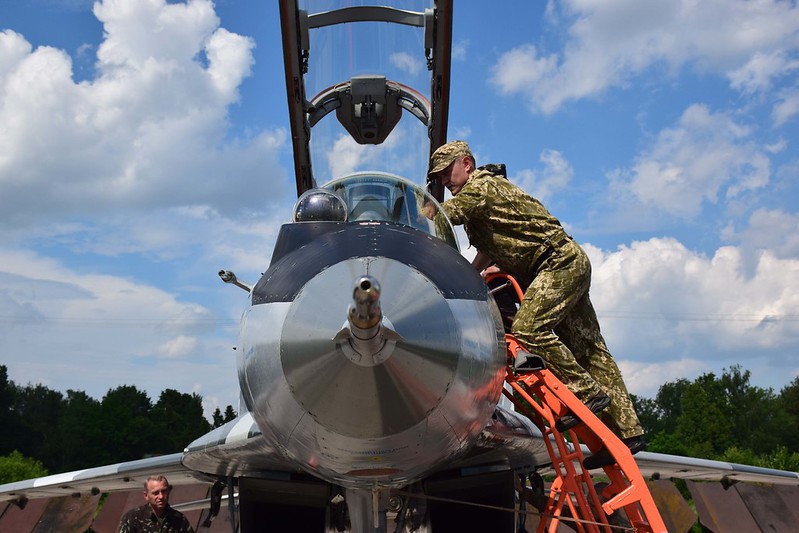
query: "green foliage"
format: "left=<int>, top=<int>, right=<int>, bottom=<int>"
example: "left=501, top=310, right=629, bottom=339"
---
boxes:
left=634, top=365, right=799, bottom=473
left=57, top=390, right=103, bottom=470
left=0, top=365, right=221, bottom=474
left=674, top=381, right=734, bottom=457
left=12, top=384, right=65, bottom=469
left=0, top=366, right=22, bottom=456
left=95, top=385, right=155, bottom=465
left=778, top=377, right=799, bottom=453
left=764, top=446, right=799, bottom=471
left=212, top=404, right=238, bottom=428
left=629, top=395, right=660, bottom=435
left=718, top=365, right=787, bottom=454
left=0, top=450, right=48, bottom=484
left=719, top=445, right=799, bottom=471
left=653, top=378, right=692, bottom=434
left=646, top=431, right=689, bottom=456
left=718, top=445, right=759, bottom=466
left=149, top=389, right=211, bottom=455
left=212, top=407, right=224, bottom=427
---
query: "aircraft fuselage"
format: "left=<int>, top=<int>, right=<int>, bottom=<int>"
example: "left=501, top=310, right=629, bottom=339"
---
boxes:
left=238, top=182, right=507, bottom=489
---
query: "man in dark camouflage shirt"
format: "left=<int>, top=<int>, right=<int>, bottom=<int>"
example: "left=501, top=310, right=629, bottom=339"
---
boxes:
left=118, top=475, right=194, bottom=533
left=427, top=140, right=645, bottom=468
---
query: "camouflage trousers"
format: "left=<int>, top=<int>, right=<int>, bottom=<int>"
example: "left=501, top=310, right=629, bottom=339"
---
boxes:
left=511, top=239, right=643, bottom=439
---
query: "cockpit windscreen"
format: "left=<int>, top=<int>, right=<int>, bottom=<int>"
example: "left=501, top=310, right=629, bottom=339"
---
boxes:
left=324, top=173, right=458, bottom=250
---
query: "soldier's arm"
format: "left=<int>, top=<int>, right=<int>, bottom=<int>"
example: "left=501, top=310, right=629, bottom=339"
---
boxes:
left=440, top=180, right=486, bottom=225
left=117, top=517, right=132, bottom=533
left=471, top=250, right=493, bottom=272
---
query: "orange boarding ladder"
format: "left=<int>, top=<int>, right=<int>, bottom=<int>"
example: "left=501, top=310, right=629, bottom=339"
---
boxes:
left=485, top=272, right=667, bottom=533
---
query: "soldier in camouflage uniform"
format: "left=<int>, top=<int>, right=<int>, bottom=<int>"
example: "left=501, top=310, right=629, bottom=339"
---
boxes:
left=427, top=140, right=645, bottom=466
left=118, top=475, right=194, bottom=533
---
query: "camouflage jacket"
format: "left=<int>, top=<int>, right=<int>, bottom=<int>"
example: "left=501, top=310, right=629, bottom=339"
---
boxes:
left=118, top=504, right=194, bottom=533
left=440, top=167, right=569, bottom=281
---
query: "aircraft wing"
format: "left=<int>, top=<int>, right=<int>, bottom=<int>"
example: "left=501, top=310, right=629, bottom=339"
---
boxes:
left=0, top=413, right=296, bottom=506
left=631, top=451, right=799, bottom=486
left=514, top=446, right=799, bottom=487
left=4, top=432, right=797, bottom=506
left=0, top=452, right=199, bottom=504
left=149, top=409, right=799, bottom=491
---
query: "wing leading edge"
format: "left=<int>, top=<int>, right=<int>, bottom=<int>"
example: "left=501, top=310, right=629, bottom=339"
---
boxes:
left=0, top=453, right=194, bottom=504
left=632, top=451, right=799, bottom=486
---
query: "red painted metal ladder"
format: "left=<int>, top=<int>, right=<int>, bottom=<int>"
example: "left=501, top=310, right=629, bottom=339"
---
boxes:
left=487, top=272, right=668, bottom=533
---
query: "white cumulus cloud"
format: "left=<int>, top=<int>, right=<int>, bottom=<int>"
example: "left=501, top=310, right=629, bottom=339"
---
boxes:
left=0, top=0, right=283, bottom=229
left=610, top=104, right=771, bottom=218
left=157, top=335, right=198, bottom=359
left=389, top=51, right=422, bottom=76
left=512, top=149, right=573, bottom=203
left=587, top=237, right=799, bottom=357
left=491, top=0, right=799, bottom=114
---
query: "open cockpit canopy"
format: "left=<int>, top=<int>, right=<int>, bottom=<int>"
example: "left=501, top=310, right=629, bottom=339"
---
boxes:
left=280, top=1, right=452, bottom=200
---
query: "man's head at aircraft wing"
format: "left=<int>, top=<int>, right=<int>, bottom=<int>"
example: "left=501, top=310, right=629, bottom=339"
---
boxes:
left=427, top=140, right=474, bottom=176
left=143, top=475, right=171, bottom=516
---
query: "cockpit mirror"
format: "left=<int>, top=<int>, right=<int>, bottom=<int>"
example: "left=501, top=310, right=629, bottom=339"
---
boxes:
left=292, top=189, right=348, bottom=222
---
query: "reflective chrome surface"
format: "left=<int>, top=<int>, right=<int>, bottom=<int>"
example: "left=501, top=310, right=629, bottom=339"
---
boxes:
left=293, top=188, right=349, bottom=222
left=238, top=225, right=505, bottom=488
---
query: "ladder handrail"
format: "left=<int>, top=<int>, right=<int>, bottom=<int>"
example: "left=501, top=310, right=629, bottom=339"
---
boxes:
left=488, top=271, right=668, bottom=532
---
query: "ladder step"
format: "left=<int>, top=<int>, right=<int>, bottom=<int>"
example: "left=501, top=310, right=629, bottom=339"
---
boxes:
left=506, top=340, right=666, bottom=533
left=485, top=271, right=668, bottom=532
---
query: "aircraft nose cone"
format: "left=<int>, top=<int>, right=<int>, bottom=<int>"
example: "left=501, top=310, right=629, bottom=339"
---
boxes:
left=281, top=258, right=460, bottom=439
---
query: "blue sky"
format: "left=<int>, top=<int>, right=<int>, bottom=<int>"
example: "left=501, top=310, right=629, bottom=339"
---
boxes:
left=1, top=0, right=798, bottom=418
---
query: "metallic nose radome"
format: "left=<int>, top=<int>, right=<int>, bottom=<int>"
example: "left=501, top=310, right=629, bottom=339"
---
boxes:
left=279, top=258, right=462, bottom=440
left=334, top=276, right=403, bottom=367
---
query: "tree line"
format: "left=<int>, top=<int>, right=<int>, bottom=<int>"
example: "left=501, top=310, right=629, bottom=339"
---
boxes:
left=2, top=364, right=798, bottom=485
left=0, top=365, right=237, bottom=483
left=631, top=365, right=799, bottom=470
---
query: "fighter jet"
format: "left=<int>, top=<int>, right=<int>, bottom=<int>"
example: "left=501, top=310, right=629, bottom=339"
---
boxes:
left=2, top=2, right=797, bottom=532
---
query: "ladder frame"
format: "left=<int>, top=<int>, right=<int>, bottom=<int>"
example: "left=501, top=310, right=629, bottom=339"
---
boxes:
left=486, top=272, right=668, bottom=533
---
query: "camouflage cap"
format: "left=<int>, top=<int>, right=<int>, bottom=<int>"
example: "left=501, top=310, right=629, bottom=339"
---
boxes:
left=428, top=140, right=473, bottom=176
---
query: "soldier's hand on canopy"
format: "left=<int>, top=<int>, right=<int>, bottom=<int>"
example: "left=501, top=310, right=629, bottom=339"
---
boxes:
left=422, top=201, right=438, bottom=220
